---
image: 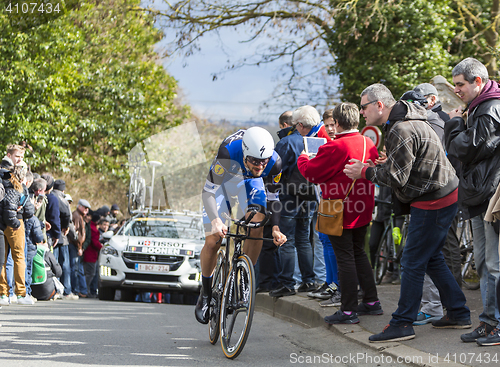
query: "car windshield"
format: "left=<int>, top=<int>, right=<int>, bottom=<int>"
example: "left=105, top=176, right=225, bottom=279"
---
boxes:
left=122, top=217, right=204, bottom=239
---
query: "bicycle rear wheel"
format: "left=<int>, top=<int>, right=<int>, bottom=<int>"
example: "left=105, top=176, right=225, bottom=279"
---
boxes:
left=373, top=228, right=390, bottom=285
left=219, top=254, right=255, bottom=359
left=209, top=249, right=227, bottom=345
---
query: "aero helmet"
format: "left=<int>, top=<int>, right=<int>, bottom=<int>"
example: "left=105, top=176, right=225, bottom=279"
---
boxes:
left=242, top=127, right=274, bottom=160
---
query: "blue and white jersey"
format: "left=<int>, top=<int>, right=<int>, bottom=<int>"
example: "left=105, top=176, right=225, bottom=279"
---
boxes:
left=202, top=130, right=282, bottom=226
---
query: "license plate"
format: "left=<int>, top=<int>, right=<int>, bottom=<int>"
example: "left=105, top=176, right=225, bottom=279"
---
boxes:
left=135, top=264, right=170, bottom=272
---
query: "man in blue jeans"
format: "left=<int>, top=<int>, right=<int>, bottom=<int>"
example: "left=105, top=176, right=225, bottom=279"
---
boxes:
left=445, top=57, right=500, bottom=346
left=271, top=105, right=325, bottom=297
left=345, top=83, right=470, bottom=342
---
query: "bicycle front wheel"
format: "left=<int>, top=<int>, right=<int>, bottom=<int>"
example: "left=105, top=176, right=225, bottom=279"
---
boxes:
left=373, top=228, right=390, bottom=285
left=219, top=254, right=255, bottom=359
left=209, top=249, right=227, bottom=345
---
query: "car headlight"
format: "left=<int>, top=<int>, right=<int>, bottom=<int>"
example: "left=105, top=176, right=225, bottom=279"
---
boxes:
left=101, top=245, right=119, bottom=257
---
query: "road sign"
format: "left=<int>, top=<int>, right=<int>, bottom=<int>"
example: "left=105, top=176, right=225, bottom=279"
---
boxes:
left=361, top=126, right=382, bottom=149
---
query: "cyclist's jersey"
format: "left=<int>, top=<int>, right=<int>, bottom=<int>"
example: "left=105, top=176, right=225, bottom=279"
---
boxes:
left=202, top=130, right=282, bottom=227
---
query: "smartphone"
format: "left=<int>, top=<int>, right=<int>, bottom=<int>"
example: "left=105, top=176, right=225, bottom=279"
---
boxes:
left=37, top=194, right=44, bottom=203
left=303, top=137, right=327, bottom=155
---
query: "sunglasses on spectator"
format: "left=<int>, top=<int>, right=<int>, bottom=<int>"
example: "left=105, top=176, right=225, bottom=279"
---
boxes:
left=246, top=156, right=270, bottom=167
left=360, top=100, right=378, bottom=110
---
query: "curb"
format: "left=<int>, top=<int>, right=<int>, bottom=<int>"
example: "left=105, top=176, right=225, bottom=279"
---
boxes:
left=255, top=293, right=466, bottom=367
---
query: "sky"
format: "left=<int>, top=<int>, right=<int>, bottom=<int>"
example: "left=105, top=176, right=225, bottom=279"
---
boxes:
left=158, top=28, right=285, bottom=126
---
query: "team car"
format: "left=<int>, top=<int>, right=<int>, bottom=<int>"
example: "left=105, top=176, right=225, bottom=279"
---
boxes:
left=98, top=210, right=204, bottom=301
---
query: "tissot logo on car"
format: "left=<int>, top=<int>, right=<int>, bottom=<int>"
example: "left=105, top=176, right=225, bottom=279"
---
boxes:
left=136, top=240, right=185, bottom=247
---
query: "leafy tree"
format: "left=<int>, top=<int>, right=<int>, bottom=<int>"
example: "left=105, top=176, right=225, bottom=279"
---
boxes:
left=0, top=0, right=189, bottom=175
left=140, top=0, right=500, bottom=106
left=330, top=0, right=455, bottom=101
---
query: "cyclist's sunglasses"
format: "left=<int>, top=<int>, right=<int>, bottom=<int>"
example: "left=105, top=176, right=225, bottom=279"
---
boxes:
left=246, top=156, right=270, bottom=167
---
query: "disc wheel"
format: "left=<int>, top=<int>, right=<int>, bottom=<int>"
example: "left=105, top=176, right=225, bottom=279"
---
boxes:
left=219, top=254, right=255, bottom=359
left=209, top=249, right=227, bottom=345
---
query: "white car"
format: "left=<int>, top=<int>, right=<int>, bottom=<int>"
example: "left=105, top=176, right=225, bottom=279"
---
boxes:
left=98, top=211, right=204, bottom=301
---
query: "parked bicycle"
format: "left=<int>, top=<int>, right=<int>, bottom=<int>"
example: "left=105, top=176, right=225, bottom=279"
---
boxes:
left=208, top=210, right=271, bottom=359
left=126, top=152, right=147, bottom=214
left=457, top=215, right=479, bottom=290
left=372, top=199, right=410, bottom=285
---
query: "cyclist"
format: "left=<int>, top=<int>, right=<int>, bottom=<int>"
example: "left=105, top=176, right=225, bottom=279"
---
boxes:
left=195, top=127, right=287, bottom=324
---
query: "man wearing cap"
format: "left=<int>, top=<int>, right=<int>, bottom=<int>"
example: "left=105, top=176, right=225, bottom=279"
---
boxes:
left=414, top=83, right=450, bottom=122
left=52, top=179, right=78, bottom=300
left=71, top=199, right=91, bottom=298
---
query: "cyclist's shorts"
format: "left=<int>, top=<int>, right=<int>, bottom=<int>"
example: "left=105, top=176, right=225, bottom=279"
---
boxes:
left=203, top=176, right=267, bottom=232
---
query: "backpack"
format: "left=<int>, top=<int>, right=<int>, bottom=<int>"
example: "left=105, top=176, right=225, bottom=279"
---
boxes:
left=31, top=245, right=48, bottom=285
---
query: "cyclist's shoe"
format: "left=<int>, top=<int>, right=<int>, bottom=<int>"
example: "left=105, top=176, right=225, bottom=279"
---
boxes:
left=431, top=315, right=472, bottom=329
left=357, top=301, right=383, bottom=315
left=195, top=293, right=211, bottom=324
left=461, top=322, right=495, bottom=342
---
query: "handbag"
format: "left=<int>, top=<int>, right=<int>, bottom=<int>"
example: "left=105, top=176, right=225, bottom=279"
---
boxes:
left=316, top=137, right=367, bottom=236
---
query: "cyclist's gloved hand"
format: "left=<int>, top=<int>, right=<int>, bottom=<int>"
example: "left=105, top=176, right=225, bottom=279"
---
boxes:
left=272, top=226, right=287, bottom=247
left=211, top=217, right=228, bottom=238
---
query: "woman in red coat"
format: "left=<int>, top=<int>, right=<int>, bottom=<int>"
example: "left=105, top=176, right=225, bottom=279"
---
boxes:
left=298, top=102, right=381, bottom=324
left=83, top=211, right=102, bottom=297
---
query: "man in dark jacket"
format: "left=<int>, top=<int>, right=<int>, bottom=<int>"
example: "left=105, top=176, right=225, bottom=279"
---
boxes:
left=345, top=83, right=470, bottom=342
left=445, top=57, right=500, bottom=346
left=270, top=105, right=323, bottom=297
left=52, top=179, right=77, bottom=299
left=42, top=174, right=61, bottom=249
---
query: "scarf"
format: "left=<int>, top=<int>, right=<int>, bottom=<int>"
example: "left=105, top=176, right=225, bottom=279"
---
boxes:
left=468, top=80, right=500, bottom=112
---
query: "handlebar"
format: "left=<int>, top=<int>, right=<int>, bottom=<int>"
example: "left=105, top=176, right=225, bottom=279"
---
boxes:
left=222, top=210, right=270, bottom=229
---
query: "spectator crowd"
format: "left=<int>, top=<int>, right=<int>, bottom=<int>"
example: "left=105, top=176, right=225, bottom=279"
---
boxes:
left=0, top=148, right=124, bottom=305
left=255, top=57, right=500, bottom=346
left=1, top=56, right=500, bottom=348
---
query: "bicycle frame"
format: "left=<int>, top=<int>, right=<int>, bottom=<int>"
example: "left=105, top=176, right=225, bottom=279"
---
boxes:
left=209, top=210, right=271, bottom=359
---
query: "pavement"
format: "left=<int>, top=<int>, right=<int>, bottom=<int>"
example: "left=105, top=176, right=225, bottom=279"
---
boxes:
left=256, top=284, right=499, bottom=367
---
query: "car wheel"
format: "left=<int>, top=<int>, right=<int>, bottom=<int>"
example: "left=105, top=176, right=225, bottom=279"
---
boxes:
left=98, top=286, right=116, bottom=301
